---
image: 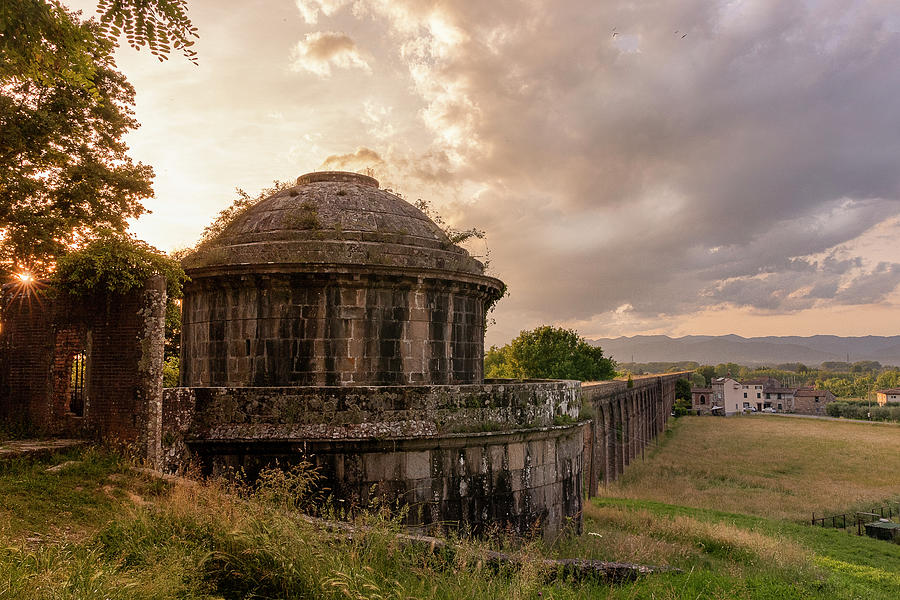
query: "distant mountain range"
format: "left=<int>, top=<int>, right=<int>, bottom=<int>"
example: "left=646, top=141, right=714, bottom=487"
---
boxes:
left=587, top=335, right=900, bottom=367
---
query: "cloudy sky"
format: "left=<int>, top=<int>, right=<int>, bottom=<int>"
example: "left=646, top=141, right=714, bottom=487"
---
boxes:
left=64, top=0, right=900, bottom=346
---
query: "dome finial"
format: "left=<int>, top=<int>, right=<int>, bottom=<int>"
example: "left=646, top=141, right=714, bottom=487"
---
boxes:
left=297, top=171, right=379, bottom=188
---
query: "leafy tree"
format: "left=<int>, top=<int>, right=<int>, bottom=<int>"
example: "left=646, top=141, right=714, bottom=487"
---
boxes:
left=1, top=0, right=197, bottom=83
left=54, top=230, right=186, bottom=362
left=851, top=360, right=881, bottom=373
left=1, top=1, right=154, bottom=276
left=1, top=0, right=99, bottom=91
left=714, top=362, right=743, bottom=378
left=820, top=361, right=851, bottom=372
left=875, top=370, right=900, bottom=391
left=52, top=229, right=185, bottom=298
left=776, top=362, right=809, bottom=373
left=96, top=0, right=198, bottom=63
left=817, top=375, right=874, bottom=400
left=697, top=365, right=716, bottom=384
left=484, top=326, right=616, bottom=381
left=675, top=378, right=692, bottom=402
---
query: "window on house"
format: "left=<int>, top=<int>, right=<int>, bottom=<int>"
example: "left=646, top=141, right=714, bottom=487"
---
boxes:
left=756, top=393, right=761, bottom=398
left=700, top=395, right=706, bottom=405
left=777, top=403, right=783, bottom=410
left=743, top=402, right=750, bottom=408
left=743, top=392, right=747, bottom=398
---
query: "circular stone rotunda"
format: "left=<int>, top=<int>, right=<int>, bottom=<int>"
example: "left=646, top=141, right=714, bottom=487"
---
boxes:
left=167, top=171, right=586, bottom=539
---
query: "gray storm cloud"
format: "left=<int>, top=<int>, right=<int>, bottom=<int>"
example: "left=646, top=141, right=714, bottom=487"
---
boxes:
left=296, top=0, right=900, bottom=338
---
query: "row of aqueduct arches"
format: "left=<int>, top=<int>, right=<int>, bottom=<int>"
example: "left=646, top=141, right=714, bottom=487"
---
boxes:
left=582, top=374, right=680, bottom=497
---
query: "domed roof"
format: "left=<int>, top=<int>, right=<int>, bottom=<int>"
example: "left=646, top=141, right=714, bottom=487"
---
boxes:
left=183, top=171, right=497, bottom=283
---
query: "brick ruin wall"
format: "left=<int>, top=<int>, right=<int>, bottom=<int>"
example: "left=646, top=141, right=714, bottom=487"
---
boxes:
left=0, top=278, right=166, bottom=461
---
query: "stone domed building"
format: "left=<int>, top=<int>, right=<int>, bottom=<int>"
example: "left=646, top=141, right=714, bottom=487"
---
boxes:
left=167, top=171, right=586, bottom=539
left=180, top=171, right=504, bottom=388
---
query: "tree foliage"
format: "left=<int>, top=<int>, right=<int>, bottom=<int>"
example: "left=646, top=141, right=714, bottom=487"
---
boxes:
left=1, top=1, right=154, bottom=276
left=485, top=326, right=616, bottom=381
left=97, top=0, right=198, bottom=63
left=0, top=0, right=99, bottom=91
left=53, top=230, right=185, bottom=298
left=827, top=400, right=900, bottom=422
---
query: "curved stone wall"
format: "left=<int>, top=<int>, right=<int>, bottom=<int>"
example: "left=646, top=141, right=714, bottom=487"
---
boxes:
left=162, top=380, right=583, bottom=539
left=191, top=426, right=584, bottom=541
left=181, top=272, right=498, bottom=387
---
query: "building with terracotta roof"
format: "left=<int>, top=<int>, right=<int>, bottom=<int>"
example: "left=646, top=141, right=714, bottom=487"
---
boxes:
left=691, top=378, right=834, bottom=415
left=791, top=388, right=836, bottom=415
left=875, top=388, right=900, bottom=405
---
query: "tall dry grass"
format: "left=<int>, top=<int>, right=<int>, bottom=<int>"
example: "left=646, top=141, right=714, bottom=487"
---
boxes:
left=1, top=459, right=570, bottom=599
left=604, top=416, right=900, bottom=520
left=584, top=505, right=809, bottom=569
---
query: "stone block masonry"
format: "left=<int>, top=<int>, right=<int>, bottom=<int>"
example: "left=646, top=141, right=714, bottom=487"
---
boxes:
left=579, top=373, right=686, bottom=496
left=196, top=426, right=585, bottom=541
left=162, top=380, right=584, bottom=540
left=180, top=273, right=495, bottom=387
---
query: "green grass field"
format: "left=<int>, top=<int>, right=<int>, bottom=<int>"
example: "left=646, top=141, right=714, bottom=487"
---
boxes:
left=1, top=416, right=899, bottom=599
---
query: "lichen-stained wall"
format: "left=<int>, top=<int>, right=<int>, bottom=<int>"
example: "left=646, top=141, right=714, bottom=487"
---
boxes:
left=180, top=274, right=495, bottom=387
left=580, top=373, right=685, bottom=496
left=0, top=277, right=166, bottom=462
left=197, top=426, right=585, bottom=541
left=161, top=380, right=583, bottom=540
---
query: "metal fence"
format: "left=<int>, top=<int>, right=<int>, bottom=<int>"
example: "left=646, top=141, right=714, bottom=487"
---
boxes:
left=812, top=504, right=899, bottom=535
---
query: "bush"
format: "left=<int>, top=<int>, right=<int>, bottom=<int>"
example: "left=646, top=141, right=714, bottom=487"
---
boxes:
left=162, top=357, right=180, bottom=388
left=53, top=230, right=186, bottom=299
left=825, top=401, right=900, bottom=422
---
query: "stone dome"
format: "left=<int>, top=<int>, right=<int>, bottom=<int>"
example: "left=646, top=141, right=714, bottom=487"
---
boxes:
left=179, top=170, right=505, bottom=388
left=183, top=171, right=490, bottom=279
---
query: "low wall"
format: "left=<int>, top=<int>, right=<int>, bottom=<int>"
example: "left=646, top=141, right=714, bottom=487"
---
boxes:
left=191, top=424, right=585, bottom=541
left=162, top=380, right=583, bottom=539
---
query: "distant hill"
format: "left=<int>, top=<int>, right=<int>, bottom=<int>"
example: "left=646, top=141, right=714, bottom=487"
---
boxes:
left=588, top=335, right=900, bottom=367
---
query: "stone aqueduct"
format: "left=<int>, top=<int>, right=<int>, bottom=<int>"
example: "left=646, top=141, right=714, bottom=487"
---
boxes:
left=0, top=171, right=681, bottom=539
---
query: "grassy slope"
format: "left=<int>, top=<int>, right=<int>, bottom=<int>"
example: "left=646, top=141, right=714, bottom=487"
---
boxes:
left=556, top=415, right=900, bottom=599
left=1, top=416, right=898, bottom=599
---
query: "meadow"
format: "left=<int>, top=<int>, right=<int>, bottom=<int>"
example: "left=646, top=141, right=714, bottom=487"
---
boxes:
left=603, top=415, right=900, bottom=520
left=0, top=415, right=898, bottom=599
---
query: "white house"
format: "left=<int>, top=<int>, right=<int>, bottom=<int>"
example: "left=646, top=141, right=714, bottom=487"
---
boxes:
left=711, top=377, right=744, bottom=416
